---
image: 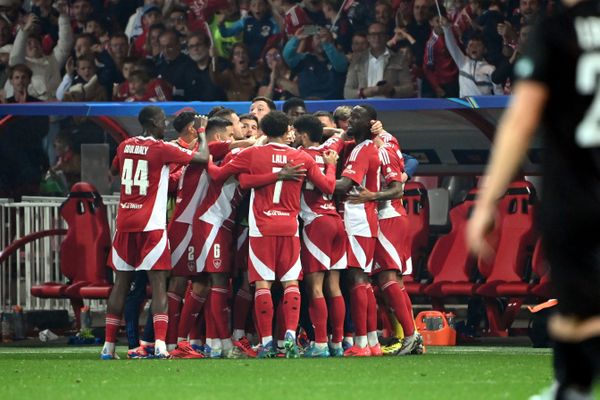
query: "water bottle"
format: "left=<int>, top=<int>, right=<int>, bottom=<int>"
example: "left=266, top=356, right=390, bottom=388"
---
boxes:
left=1, top=312, right=12, bottom=342
left=12, top=306, right=25, bottom=340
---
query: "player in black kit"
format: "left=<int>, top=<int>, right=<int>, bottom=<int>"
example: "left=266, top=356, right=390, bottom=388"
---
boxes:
left=467, top=0, right=600, bottom=399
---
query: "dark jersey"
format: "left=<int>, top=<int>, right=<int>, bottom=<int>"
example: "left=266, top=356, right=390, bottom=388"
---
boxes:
left=515, top=0, right=600, bottom=237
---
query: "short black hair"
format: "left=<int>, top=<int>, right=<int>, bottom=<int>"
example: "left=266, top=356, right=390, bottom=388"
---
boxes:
left=260, top=111, right=289, bottom=138
left=205, top=117, right=233, bottom=137
left=212, top=108, right=236, bottom=120
left=251, top=96, right=276, bottom=111
left=239, top=113, right=258, bottom=123
left=207, top=106, right=226, bottom=118
left=138, top=105, right=164, bottom=129
left=468, top=32, right=485, bottom=45
left=313, top=110, right=334, bottom=123
left=282, top=97, right=306, bottom=114
left=293, top=114, right=323, bottom=143
left=172, top=111, right=197, bottom=133
left=358, top=103, right=378, bottom=120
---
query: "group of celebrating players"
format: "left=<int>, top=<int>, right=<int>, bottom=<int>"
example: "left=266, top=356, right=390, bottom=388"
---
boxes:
left=100, top=96, right=423, bottom=360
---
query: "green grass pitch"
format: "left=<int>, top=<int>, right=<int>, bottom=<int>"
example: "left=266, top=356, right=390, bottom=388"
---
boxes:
left=0, top=346, right=554, bottom=400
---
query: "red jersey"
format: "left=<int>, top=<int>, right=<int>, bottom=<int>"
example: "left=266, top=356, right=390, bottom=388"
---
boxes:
left=284, top=4, right=311, bottom=36
left=195, top=149, right=244, bottom=231
left=171, top=141, right=230, bottom=225
left=300, top=137, right=344, bottom=225
left=342, top=140, right=380, bottom=237
left=378, top=145, right=407, bottom=220
left=112, top=136, right=194, bottom=232
left=208, top=142, right=336, bottom=237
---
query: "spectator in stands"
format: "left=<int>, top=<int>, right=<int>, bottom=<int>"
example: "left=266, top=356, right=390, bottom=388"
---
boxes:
left=322, top=0, right=353, bottom=53
left=71, top=0, right=95, bottom=34
left=166, top=6, right=191, bottom=38
left=0, top=64, right=49, bottom=200
left=0, top=17, right=11, bottom=49
left=72, top=32, right=97, bottom=58
left=97, top=32, right=129, bottom=98
left=491, top=23, right=530, bottom=94
left=301, top=0, right=328, bottom=27
left=441, top=21, right=501, bottom=96
left=374, top=0, right=395, bottom=37
left=422, top=7, right=459, bottom=98
left=250, top=95, right=276, bottom=121
left=209, top=0, right=243, bottom=60
left=283, top=96, right=306, bottom=122
left=182, top=31, right=228, bottom=101
left=508, top=0, right=541, bottom=30
left=31, top=0, right=59, bottom=41
left=283, top=26, right=347, bottom=99
left=0, top=44, right=11, bottom=90
left=406, top=0, right=431, bottom=68
left=132, top=4, right=164, bottom=57
left=257, top=45, right=299, bottom=100
left=143, top=23, right=166, bottom=60
left=239, top=112, right=259, bottom=137
left=346, top=31, right=368, bottom=63
left=124, top=70, right=152, bottom=101
left=218, top=0, right=281, bottom=65
left=125, top=0, right=169, bottom=42
left=344, top=22, right=414, bottom=99
left=84, top=16, right=108, bottom=41
left=56, top=54, right=103, bottom=101
left=155, top=29, right=195, bottom=100
left=275, top=0, right=310, bottom=37
left=7, top=4, right=73, bottom=100
left=212, top=42, right=263, bottom=100
left=112, top=56, right=138, bottom=101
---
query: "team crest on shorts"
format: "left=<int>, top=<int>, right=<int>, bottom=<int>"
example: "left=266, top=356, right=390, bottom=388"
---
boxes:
left=213, top=259, right=222, bottom=269
left=187, top=261, right=195, bottom=272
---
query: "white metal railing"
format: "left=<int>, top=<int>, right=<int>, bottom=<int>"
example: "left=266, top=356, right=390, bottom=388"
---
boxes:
left=0, top=195, right=120, bottom=313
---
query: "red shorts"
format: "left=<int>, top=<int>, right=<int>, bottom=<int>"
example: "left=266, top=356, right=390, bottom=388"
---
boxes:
left=372, top=217, right=411, bottom=275
left=347, top=235, right=377, bottom=273
left=168, top=221, right=196, bottom=277
left=301, top=215, right=347, bottom=274
left=248, top=236, right=301, bottom=283
left=109, top=229, right=171, bottom=272
left=235, top=226, right=249, bottom=273
left=193, top=219, right=232, bottom=274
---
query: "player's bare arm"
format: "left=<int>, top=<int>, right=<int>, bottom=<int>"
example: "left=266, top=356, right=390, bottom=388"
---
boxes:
left=466, top=81, right=548, bottom=259
left=190, top=131, right=210, bottom=164
left=334, top=176, right=355, bottom=195
left=348, top=180, right=404, bottom=204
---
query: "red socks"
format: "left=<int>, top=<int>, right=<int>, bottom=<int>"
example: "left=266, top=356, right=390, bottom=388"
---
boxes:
left=350, top=284, right=368, bottom=336
left=166, top=292, right=182, bottom=345
left=283, top=285, right=301, bottom=333
left=254, top=288, right=273, bottom=340
left=177, top=289, right=206, bottom=339
left=327, top=295, right=345, bottom=343
left=232, top=288, right=253, bottom=332
left=366, top=284, right=378, bottom=333
left=309, top=296, right=328, bottom=343
left=105, top=314, right=120, bottom=343
left=382, top=280, right=415, bottom=336
left=210, top=286, right=231, bottom=340
left=153, top=313, right=169, bottom=342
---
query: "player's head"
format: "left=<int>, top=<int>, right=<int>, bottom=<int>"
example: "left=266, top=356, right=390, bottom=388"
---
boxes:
left=347, top=106, right=372, bottom=142
left=212, top=108, right=243, bottom=140
left=239, top=113, right=259, bottom=138
left=358, top=103, right=378, bottom=121
left=250, top=96, right=276, bottom=122
left=282, top=97, right=307, bottom=122
left=207, top=105, right=226, bottom=118
left=333, top=105, right=352, bottom=131
left=260, top=111, right=289, bottom=138
left=313, top=111, right=335, bottom=128
left=138, top=105, right=167, bottom=138
left=205, top=117, right=234, bottom=142
left=466, top=33, right=486, bottom=60
left=293, top=114, right=323, bottom=147
left=172, top=111, right=199, bottom=138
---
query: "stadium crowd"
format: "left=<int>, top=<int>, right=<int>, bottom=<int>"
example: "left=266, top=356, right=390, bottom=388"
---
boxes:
left=0, top=0, right=547, bottom=103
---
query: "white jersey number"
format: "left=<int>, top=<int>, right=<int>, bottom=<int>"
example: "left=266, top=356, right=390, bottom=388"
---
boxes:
left=576, top=52, right=600, bottom=147
left=122, top=159, right=149, bottom=195
left=272, top=167, right=283, bottom=204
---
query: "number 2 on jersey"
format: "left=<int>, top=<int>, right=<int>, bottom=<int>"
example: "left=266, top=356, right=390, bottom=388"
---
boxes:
left=576, top=52, right=600, bottom=147
left=121, top=158, right=149, bottom=195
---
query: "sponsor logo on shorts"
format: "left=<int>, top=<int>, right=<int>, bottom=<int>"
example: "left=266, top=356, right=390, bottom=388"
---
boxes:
left=263, top=210, right=291, bottom=217
left=213, top=259, right=222, bottom=269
